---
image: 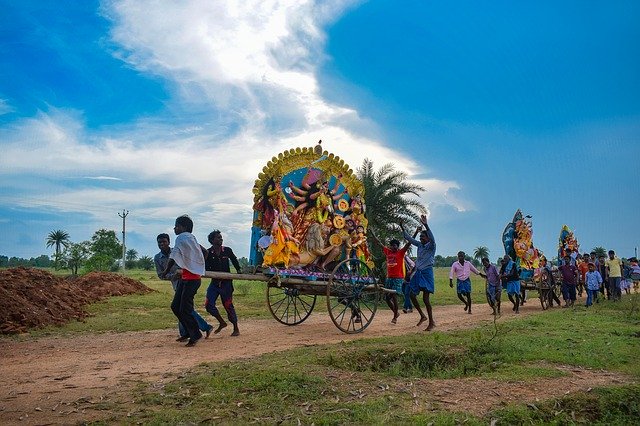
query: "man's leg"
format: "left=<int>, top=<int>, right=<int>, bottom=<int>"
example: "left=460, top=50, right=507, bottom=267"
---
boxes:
left=179, top=280, right=203, bottom=345
left=465, top=292, right=472, bottom=314
left=402, top=280, right=413, bottom=312
left=220, top=282, right=239, bottom=336
left=457, top=292, right=468, bottom=310
left=205, top=282, right=227, bottom=334
left=390, top=294, right=399, bottom=323
left=423, top=291, right=435, bottom=330
left=569, top=284, right=577, bottom=306
left=410, top=292, right=427, bottom=326
left=171, top=280, right=189, bottom=341
left=514, top=293, right=520, bottom=313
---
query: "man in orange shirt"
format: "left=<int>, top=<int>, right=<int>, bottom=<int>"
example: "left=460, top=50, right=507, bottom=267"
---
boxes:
left=371, top=233, right=411, bottom=324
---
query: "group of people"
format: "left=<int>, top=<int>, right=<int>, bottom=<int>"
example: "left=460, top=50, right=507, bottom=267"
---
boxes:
left=153, top=215, right=242, bottom=347
left=555, top=249, right=639, bottom=307
left=152, top=213, right=638, bottom=347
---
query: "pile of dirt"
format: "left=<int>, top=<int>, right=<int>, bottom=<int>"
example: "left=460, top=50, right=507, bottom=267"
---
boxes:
left=0, top=267, right=153, bottom=334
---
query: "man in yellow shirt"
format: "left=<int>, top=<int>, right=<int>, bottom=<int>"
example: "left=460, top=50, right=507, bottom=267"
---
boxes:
left=605, top=250, right=623, bottom=301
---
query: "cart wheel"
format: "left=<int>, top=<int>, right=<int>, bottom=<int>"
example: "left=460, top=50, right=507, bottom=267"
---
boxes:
left=326, top=258, right=379, bottom=334
left=267, top=284, right=316, bottom=326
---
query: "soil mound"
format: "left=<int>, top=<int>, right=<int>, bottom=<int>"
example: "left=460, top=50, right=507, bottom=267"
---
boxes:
left=0, top=267, right=153, bottom=334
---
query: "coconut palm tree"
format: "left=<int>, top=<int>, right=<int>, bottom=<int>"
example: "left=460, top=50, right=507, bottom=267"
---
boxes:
left=45, top=229, right=70, bottom=269
left=358, top=159, right=426, bottom=241
left=592, top=246, right=607, bottom=258
left=357, top=159, right=426, bottom=276
left=473, top=246, right=490, bottom=261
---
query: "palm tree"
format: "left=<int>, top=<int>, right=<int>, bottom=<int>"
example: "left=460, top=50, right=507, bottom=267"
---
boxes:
left=45, top=229, right=70, bottom=269
left=592, top=246, right=607, bottom=258
left=357, top=159, right=426, bottom=275
left=473, top=246, right=490, bottom=261
left=358, top=158, right=426, bottom=240
left=125, top=249, right=138, bottom=262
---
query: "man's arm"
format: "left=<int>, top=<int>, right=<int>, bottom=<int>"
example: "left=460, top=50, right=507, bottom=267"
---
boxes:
left=449, top=263, right=456, bottom=287
left=228, top=248, right=241, bottom=273
left=369, top=231, right=385, bottom=250
left=154, top=256, right=165, bottom=280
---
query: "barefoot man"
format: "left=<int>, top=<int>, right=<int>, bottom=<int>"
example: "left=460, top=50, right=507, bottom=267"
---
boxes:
left=401, top=214, right=436, bottom=331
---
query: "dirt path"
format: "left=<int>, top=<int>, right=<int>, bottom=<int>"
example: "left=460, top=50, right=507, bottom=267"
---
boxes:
left=0, top=303, right=628, bottom=424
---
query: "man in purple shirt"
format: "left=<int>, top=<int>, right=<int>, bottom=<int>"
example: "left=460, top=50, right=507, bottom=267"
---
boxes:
left=558, top=254, right=578, bottom=307
left=482, top=257, right=501, bottom=315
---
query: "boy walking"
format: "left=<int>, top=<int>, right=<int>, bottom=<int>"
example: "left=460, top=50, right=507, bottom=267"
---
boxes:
left=449, top=251, right=484, bottom=314
left=584, top=262, right=602, bottom=306
left=558, top=254, right=578, bottom=307
left=482, top=257, right=501, bottom=315
left=401, top=214, right=436, bottom=331
left=160, top=215, right=207, bottom=347
left=605, top=250, right=623, bottom=301
left=500, top=255, right=521, bottom=313
left=205, top=230, right=242, bottom=337
left=370, top=233, right=412, bottom=324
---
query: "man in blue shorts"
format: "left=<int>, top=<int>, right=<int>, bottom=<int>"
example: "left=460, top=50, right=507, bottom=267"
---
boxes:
left=500, top=255, right=521, bottom=314
left=401, top=214, right=436, bottom=331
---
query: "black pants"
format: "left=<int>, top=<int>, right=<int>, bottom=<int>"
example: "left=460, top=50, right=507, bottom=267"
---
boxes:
left=171, top=278, right=202, bottom=341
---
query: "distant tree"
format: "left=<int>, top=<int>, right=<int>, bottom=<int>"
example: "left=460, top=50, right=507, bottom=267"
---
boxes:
left=125, top=249, right=138, bottom=269
left=238, top=256, right=250, bottom=271
left=45, top=229, right=70, bottom=269
left=137, top=256, right=154, bottom=271
left=84, top=229, right=122, bottom=272
left=63, top=242, right=90, bottom=275
left=592, top=246, right=607, bottom=258
left=0, top=255, right=7, bottom=267
left=32, top=255, right=52, bottom=268
left=473, top=246, right=489, bottom=261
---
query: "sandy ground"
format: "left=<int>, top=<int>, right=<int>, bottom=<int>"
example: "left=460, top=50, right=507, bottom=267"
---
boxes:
left=0, top=302, right=632, bottom=424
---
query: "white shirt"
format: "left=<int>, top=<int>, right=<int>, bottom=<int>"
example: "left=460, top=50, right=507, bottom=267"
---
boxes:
left=170, top=232, right=205, bottom=276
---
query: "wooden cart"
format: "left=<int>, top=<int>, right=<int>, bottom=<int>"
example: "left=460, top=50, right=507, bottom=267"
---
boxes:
left=204, top=258, right=385, bottom=334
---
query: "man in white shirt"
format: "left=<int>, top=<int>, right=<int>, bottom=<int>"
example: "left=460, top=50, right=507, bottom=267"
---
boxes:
left=161, top=215, right=206, bottom=347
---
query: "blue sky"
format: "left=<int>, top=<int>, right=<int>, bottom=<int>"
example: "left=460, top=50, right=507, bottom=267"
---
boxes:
left=1, top=0, right=638, bottom=262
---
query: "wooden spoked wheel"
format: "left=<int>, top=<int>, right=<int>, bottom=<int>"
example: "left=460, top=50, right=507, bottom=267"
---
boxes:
left=266, top=284, right=316, bottom=326
left=326, top=258, right=379, bottom=334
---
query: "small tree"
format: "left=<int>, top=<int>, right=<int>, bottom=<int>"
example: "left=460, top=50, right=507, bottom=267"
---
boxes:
left=85, top=229, right=122, bottom=272
left=137, top=256, right=154, bottom=271
left=125, top=249, right=138, bottom=269
left=63, top=242, right=90, bottom=275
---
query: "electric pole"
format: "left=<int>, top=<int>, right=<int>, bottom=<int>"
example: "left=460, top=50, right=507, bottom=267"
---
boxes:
left=118, top=209, right=129, bottom=273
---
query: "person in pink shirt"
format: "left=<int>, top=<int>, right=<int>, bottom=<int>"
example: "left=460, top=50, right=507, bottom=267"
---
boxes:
left=449, top=251, right=485, bottom=314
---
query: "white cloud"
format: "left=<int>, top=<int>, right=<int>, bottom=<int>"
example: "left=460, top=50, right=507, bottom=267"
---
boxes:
left=0, top=98, right=14, bottom=115
left=0, top=0, right=468, bottom=258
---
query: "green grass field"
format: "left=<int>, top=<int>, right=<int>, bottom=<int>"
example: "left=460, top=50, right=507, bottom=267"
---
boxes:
left=30, top=267, right=501, bottom=335
left=110, top=294, right=639, bottom=425
left=5, top=267, right=639, bottom=423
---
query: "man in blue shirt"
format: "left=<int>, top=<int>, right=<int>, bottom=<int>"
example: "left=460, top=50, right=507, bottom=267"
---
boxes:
left=401, top=214, right=436, bottom=331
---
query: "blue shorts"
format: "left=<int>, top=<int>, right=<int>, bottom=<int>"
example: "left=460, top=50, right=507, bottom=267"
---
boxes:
left=410, top=267, right=434, bottom=294
left=456, top=278, right=471, bottom=294
left=385, top=278, right=404, bottom=293
left=487, top=284, right=502, bottom=302
left=506, top=280, right=521, bottom=295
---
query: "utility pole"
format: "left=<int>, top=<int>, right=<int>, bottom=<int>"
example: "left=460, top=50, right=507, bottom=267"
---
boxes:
left=118, top=210, right=129, bottom=273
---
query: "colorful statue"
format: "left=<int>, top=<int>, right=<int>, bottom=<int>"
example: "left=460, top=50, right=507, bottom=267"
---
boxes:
left=502, top=209, right=541, bottom=278
left=558, top=225, right=580, bottom=261
left=249, top=142, right=369, bottom=274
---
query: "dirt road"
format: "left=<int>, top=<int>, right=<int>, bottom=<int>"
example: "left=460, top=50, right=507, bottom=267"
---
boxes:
left=0, top=303, right=626, bottom=424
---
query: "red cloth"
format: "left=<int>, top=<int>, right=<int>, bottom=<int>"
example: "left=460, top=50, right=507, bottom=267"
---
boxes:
left=182, top=269, right=200, bottom=280
left=383, top=246, right=408, bottom=278
left=578, top=262, right=589, bottom=281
